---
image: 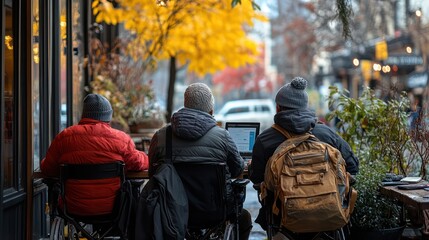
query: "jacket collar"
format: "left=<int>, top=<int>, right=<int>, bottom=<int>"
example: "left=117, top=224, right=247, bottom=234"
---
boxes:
left=78, top=118, right=110, bottom=126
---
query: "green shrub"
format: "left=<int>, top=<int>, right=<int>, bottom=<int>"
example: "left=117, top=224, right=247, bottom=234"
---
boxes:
left=327, top=86, right=410, bottom=230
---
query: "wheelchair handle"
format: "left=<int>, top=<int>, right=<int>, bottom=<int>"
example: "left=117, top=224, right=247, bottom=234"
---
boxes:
left=232, top=178, right=250, bottom=188
left=252, top=183, right=261, bottom=191
left=349, top=174, right=357, bottom=186
left=129, top=179, right=145, bottom=186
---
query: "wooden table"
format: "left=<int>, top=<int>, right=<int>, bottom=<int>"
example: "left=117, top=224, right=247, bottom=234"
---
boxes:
left=124, top=170, right=149, bottom=179
left=32, top=170, right=150, bottom=180
left=129, top=133, right=152, bottom=153
left=33, top=169, right=247, bottom=180
left=379, top=181, right=429, bottom=229
left=379, top=182, right=429, bottom=211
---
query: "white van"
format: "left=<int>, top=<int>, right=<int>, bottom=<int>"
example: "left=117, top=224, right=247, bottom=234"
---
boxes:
left=215, top=99, right=276, bottom=131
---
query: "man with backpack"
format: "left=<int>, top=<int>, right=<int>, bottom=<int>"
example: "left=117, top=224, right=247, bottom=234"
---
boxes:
left=148, top=83, right=253, bottom=240
left=248, top=77, right=359, bottom=239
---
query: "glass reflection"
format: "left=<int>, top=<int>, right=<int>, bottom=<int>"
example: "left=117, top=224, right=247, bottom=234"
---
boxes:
left=4, top=3, right=14, bottom=188
left=33, top=0, right=41, bottom=170
left=60, top=0, right=67, bottom=130
left=72, top=0, right=84, bottom=124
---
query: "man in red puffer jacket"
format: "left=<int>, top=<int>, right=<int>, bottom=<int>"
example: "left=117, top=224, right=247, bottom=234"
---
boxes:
left=41, top=94, right=149, bottom=216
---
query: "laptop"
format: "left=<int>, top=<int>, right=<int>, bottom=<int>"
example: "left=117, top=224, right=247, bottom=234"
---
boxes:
left=225, top=122, right=260, bottom=162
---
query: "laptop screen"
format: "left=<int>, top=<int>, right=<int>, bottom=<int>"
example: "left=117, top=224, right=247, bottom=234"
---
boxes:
left=225, top=122, right=260, bottom=160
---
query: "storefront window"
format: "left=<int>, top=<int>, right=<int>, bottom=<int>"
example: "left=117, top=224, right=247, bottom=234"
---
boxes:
left=3, top=2, right=14, bottom=189
left=72, top=0, right=84, bottom=123
left=60, top=0, right=67, bottom=130
left=33, top=0, right=41, bottom=170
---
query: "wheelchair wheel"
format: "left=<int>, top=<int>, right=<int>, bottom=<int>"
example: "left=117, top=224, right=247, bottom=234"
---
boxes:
left=333, top=228, right=346, bottom=240
left=223, top=223, right=237, bottom=240
left=316, top=228, right=345, bottom=240
left=50, top=217, right=65, bottom=240
left=50, top=217, right=82, bottom=240
left=67, top=223, right=79, bottom=240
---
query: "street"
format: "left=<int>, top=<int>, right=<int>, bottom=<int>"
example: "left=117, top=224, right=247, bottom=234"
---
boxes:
left=244, top=184, right=267, bottom=239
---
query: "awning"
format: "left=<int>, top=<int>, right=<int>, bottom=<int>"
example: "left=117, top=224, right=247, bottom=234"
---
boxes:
left=407, top=71, right=428, bottom=89
left=384, top=54, right=424, bottom=66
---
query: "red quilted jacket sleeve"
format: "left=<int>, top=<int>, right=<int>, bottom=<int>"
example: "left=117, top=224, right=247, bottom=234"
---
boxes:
left=40, top=133, right=63, bottom=177
left=122, top=137, right=149, bottom=171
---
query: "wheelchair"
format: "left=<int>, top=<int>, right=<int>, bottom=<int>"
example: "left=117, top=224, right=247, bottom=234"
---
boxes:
left=46, top=162, right=143, bottom=240
left=173, top=162, right=250, bottom=240
left=253, top=184, right=348, bottom=240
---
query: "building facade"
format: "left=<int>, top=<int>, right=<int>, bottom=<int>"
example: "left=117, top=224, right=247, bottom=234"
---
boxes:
left=1, top=0, right=94, bottom=238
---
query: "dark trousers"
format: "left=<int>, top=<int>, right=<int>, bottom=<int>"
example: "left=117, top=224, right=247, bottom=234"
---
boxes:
left=239, top=209, right=253, bottom=240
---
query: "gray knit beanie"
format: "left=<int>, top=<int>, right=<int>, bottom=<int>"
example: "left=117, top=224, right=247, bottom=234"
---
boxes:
left=184, top=83, right=214, bottom=113
left=81, top=94, right=113, bottom=122
left=275, top=77, right=308, bottom=109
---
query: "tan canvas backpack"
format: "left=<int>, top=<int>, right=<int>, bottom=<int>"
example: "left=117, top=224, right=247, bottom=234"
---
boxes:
left=262, top=124, right=357, bottom=233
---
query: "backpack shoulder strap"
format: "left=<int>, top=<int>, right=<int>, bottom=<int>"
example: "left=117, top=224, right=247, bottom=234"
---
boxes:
left=271, top=124, right=292, bottom=138
left=165, top=125, right=173, bottom=165
left=271, top=124, right=312, bottom=145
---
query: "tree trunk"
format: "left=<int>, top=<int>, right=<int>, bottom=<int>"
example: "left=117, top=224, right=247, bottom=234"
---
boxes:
left=166, top=56, right=177, bottom=123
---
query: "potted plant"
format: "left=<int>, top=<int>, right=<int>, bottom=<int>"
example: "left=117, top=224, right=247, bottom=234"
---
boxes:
left=89, top=36, right=166, bottom=133
left=90, top=76, right=166, bottom=133
left=408, top=108, right=429, bottom=179
left=90, top=75, right=130, bottom=132
left=326, top=86, right=412, bottom=240
left=126, top=81, right=166, bottom=133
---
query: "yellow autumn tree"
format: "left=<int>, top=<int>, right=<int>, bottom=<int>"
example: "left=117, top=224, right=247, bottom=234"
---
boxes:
left=92, top=0, right=266, bottom=119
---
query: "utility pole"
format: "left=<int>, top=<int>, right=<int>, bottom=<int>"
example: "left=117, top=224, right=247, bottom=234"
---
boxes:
left=405, top=0, right=410, bottom=27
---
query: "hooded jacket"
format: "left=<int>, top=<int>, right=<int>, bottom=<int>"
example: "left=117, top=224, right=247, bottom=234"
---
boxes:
left=41, top=118, right=148, bottom=216
left=249, top=108, right=359, bottom=185
left=148, top=108, right=245, bottom=205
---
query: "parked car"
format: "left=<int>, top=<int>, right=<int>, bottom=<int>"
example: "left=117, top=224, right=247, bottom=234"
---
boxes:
left=215, top=99, right=276, bottom=131
left=61, top=103, right=67, bottom=130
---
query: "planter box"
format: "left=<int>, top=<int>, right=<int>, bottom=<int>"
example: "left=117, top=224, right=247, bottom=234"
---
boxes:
left=129, top=119, right=165, bottom=133
left=350, top=225, right=405, bottom=240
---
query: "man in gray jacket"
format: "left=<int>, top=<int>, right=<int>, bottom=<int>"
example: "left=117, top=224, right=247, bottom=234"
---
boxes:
left=149, top=83, right=252, bottom=240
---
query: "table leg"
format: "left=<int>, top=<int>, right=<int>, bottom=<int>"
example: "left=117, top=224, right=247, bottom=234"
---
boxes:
left=423, top=209, right=429, bottom=236
left=400, top=202, right=406, bottom=225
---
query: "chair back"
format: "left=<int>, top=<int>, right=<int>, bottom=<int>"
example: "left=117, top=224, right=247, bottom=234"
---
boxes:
left=59, top=161, right=129, bottom=239
left=174, top=162, right=227, bottom=229
left=60, top=161, right=125, bottom=219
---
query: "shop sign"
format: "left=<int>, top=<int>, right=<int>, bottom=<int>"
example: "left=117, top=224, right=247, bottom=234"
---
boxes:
left=331, top=55, right=354, bottom=70
left=375, top=41, right=388, bottom=60
left=384, top=55, right=423, bottom=66
left=360, top=60, right=373, bottom=82
left=407, top=71, right=428, bottom=89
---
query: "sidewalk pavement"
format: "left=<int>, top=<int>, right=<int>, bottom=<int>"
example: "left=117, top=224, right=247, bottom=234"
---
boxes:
left=244, top=183, right=267, bottom=239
